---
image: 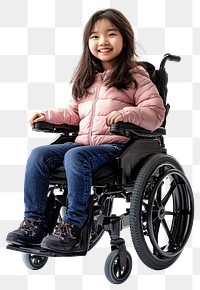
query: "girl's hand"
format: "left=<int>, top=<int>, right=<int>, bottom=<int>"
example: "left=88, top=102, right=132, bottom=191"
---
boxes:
left=29, top=112, right=46, bottom=128
left=105, top=111, right=124, bottom=126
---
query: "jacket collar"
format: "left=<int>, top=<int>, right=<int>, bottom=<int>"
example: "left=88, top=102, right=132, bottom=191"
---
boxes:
left=95, top=68, right=114, bottom=82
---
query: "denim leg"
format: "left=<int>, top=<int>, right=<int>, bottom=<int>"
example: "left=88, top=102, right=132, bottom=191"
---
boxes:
left=24, top=142, right=81, bottom=220
left=63, top=144, right=124, bottom=228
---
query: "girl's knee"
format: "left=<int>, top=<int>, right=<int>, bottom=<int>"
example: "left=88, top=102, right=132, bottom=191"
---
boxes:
left=28, top=146, right=49, bottom=163
left=64, top=147, right=87, bottom=166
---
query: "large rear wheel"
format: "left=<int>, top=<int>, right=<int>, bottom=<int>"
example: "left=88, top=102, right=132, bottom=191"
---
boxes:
left=130, top=153, right=194, bottom=270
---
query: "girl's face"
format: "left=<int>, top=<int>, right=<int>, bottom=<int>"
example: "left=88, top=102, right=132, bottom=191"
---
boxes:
left=88, top=19, right=124, bottom=71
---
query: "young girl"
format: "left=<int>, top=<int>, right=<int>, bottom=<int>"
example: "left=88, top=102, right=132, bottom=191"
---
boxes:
left=7, top=8, right=165, bottom=253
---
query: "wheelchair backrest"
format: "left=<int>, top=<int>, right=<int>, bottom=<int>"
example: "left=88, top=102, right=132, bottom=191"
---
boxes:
left=140, top=62, right=169, bottom=128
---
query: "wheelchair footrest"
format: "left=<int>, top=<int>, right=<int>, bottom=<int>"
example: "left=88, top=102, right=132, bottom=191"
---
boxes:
left=6, top=244, right=87, bottom=257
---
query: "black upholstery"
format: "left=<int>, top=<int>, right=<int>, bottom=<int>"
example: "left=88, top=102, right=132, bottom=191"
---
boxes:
left=50, top=162, right=116, bottom=186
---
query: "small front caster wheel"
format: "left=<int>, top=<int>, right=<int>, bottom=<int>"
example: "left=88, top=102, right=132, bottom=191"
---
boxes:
left=104, top=249, right=132, bottom=284
left=22, top=253, right=48, bottom=270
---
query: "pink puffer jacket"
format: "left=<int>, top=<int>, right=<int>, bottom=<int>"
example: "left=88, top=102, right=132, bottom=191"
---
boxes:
left=42, top=66, right=166, bottom=145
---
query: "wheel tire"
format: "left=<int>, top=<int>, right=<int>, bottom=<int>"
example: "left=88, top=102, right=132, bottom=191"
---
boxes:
left=22, top=253, right=48, bottom=270
left=104, top=249, right=132, bottom=284
left=130, top=153, right=194, bottom=270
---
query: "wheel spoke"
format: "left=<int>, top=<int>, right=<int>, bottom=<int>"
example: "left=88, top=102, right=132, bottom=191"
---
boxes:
left=153, top=179, right=165, bottom=208
left=161, top=181, right=176, bottom=206
left=161, top=218, right=173, bottom=242
left=114, top=260, right=121, bottom=277
left=153, top=219, right=161, bottom=243
left=165, top=210, right=179, bottom=217
left=153, top=199, right=159, bottom=209
left=156, top=189, right=162, bottom=207
left=152, top=210, right=159, bottom=223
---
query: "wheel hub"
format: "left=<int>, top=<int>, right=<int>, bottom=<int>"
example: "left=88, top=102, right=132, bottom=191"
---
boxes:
left=158, top=206, right=165, bottom=220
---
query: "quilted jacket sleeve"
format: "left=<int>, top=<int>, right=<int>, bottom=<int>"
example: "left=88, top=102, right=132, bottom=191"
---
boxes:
left=118, top=66, right=166, bottom=131
left=42, top=98, right=80, bottom=126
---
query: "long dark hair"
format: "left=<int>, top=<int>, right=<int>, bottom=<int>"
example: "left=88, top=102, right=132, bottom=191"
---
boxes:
left=71, top=8, right=138, bottom=100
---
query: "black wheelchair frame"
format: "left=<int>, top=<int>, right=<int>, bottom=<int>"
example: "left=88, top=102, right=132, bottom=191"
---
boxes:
left=7, top=54, right=194, bottom=284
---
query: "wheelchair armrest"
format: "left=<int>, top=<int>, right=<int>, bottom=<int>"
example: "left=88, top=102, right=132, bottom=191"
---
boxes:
left=33, top=121, right=79, bottom=135
left=110, top=122, right=166, bottom=137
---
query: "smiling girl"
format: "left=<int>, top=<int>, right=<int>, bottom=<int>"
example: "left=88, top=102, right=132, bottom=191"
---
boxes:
left=7, top=8, right=165, bottom=253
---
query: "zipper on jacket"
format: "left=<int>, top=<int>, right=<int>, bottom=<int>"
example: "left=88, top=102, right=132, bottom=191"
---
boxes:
left=88, top=79, right=103, bottom=145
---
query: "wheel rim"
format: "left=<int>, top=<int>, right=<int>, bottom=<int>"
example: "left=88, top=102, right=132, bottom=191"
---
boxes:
left=142, top=164, right=193, bottom=259
left=23, top=254, right=48, bottom=269
left=112, top=255, right=130, bottom=280
left=28, top=254, right=47, bottom=268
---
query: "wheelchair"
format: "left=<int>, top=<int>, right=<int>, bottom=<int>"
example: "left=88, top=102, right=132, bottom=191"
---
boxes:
left=7, top=53, right=194, bottom=284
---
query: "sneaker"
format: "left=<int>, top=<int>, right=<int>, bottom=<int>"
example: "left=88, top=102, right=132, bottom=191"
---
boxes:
left=41, top=221, right=80, bottom=253
left=6, top=218, right=46, bottom=246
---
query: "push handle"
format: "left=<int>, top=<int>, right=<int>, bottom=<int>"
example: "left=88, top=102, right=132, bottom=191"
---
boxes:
left=160, top=53, right=181, bottom=70
left=167, top=54, right=181, bottom=62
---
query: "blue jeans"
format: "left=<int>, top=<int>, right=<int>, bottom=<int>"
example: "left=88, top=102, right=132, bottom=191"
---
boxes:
left=24, top=142, right=124, bottom=228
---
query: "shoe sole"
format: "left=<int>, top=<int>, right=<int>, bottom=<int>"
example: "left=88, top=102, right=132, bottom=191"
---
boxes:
left=6, top=236, right=41, bottom=247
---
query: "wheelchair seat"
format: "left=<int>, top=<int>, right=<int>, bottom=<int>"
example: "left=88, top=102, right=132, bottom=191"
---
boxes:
left=50, top=162, right=116, bottom=186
